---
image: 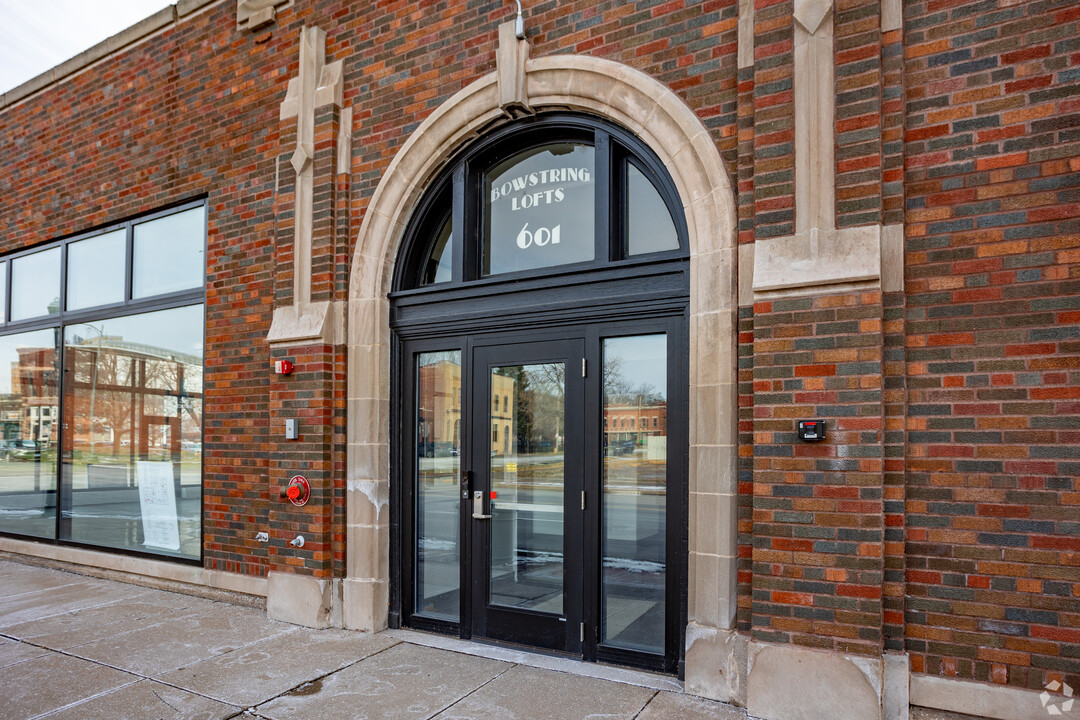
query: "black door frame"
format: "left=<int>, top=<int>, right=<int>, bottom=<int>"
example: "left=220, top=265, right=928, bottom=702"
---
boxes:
left=392, top=312, right=686, bottom=675
left=470, top=338, right=585, bottom=653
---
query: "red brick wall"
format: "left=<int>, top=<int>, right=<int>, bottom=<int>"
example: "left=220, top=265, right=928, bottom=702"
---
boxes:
left=751, top=291, right=886, bottom=656
left=903, top=0, right=1080, bottom=692
left=0, top=0, right=743, bottom=578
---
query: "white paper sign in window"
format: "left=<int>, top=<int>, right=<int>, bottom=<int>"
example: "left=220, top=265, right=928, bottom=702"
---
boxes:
left=137, top=460, right=181, bottom=551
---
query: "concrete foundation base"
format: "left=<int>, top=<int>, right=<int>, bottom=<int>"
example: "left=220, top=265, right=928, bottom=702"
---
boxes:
left=266, top=572, right=337, bottom=628
left=684, top=623, right=748, bottom=704
left=746, top=642, right=883, bottom=720
left=910, top=673, right=1054, bottom=720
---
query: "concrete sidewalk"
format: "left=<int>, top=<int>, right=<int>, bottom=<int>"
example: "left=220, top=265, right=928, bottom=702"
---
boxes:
left=0, top=558, right=984, bottom=720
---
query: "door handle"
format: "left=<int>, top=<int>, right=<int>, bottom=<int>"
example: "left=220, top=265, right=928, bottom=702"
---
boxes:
left=472, top=490, right=492, bottom=520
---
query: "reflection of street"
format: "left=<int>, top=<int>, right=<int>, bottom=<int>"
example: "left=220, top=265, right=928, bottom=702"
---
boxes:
left=416, top=450, right=667, bottom=570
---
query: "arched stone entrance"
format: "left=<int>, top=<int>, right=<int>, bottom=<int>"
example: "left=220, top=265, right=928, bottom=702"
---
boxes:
left=345, top=33, right=738, bottom=698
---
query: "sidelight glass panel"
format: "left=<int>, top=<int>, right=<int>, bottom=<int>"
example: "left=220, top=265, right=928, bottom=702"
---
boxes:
left=415, top=350, right=462, bottom=620
left=11, top=248, right=61, bottom=321
left=132, top=206, right=206, bottom=298
left=626, top=163, right=679, bottom=256
left=67, top=230, right=126, bottom=311
left=0, top=329, right=60, bottom=538
left=483, top=143, right=595, bottom=276
left=489, top=362, right=565, bottom=614
left=601, top=334, right=666, bottom=653
left=61, top=305, right=203, bottom=559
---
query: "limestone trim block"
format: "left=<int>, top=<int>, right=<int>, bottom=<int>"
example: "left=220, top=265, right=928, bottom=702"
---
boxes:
left=266, top=300, right=345, bottom=346
left=793, top=0, right=835, bottom=234
left=753, top=225, right=880, bottom=294
left=267, top=571, right=336, bottom=629
left=342, top=577, right=389, bottom=633
left=496, top=21, right=532, bottom=116
left=337, top=106, right=354, bottom=176
left=747, top=641, right=883, bottom=720
left=272, top=25, right=350, bottom=346
left=882, top=0, right=902, bottom=33
left=737, top=0, right=754, bottom=69
left=236, top=0, right=292, bottom=32
left=346, top=52, right=739, bottom=658
left=738, top=243, right=754, bottom=306
left=880, top=223, right=904, bottom=293
left=910, top=673, right=1053, bottom=720
left=750, top=223, right=904, bottom=298
left=0, top=535, right=267, bottom=598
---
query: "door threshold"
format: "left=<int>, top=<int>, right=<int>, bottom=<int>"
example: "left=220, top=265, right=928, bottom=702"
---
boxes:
left=383, top=628, right=683, bottom=693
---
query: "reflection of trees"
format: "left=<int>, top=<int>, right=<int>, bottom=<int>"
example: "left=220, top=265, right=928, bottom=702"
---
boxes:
left=495, top=364, right=565, bottom=453
left=65, top=336, right=203, bottom=457
left=603, top=356, right=664, bottom=406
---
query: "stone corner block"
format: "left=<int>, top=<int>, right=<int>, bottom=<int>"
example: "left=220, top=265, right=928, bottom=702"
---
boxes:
left=267, top=571, right=335, bottom=629
left=342, top=577, right=389, bottom=632
left=883, top=652, right=909, bottom=720
left=684, top=623, right=748, bottom=705
left=747, top=641, right=883, bottom=720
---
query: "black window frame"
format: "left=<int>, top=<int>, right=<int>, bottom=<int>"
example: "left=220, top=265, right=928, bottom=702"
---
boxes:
left=394, top=113, right=689, bottom=293
left=0, top=198, right=208, bottom=565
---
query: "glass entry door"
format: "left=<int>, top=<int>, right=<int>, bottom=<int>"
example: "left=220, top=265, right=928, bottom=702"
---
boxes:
left=402, top=321, right=682, bottom=672
left=470, top=340, right=584, bottom=652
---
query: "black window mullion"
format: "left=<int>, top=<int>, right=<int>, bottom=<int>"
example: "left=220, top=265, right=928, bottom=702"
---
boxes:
left=452, top=162, right=466, bottom=284
left=4, top=257, right=10, bottom=324
left=593, top=131, right=611, bottom=265
left=462, top=160, right=480, bottom=282
left=125, top=220, right=134, bottom=303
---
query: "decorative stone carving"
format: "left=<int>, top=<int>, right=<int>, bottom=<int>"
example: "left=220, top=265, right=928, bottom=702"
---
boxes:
left=793, top=0, right=833, bottom=35
left=236, top=0, right=291, bottom=32
left=496, top=21, right=532, bottom=116
left=269, top=25, right=348, bottom=346
left=794, top=0, right=834, bottom=233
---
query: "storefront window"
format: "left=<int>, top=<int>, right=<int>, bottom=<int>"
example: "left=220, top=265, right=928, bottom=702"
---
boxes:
left=61, top=306, right=203, bottom=559
left=0, top=329, right=60, bottom=538
left=67, top=230, right=126, bottom=310
left=0, top=202, right=205, bottom=561
left=133, top=206, right=206, bottom=298
left=11, top=248, right=60, bottom=321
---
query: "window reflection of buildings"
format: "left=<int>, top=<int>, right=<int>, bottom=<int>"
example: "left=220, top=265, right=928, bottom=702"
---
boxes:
left=417, top=360, right=462, bottom=458
left=603, top=402, right=666, bottom=448
left=10, top=346, right=59, bottom=447
left=63, top=334, right=203, bottom=456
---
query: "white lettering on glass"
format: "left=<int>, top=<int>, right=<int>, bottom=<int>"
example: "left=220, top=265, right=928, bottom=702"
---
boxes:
left=516, top=223, right=562, bottom=249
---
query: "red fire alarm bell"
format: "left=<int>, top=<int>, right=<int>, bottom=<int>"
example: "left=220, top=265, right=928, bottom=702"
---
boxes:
left=275, top=359, right=294, bottom=375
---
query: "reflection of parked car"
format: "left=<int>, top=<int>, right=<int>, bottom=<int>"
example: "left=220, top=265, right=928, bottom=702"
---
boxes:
left=417, top=441, right=434, bottom=458
left=8, top=440, right=41, bottom=461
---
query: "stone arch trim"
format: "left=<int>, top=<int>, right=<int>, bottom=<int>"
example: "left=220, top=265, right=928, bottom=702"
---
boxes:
left=344, top=53, right=739, bottom=681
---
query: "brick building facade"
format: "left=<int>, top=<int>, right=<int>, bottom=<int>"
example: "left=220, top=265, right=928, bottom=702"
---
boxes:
left=0, top=1, right=1077, bottom=719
